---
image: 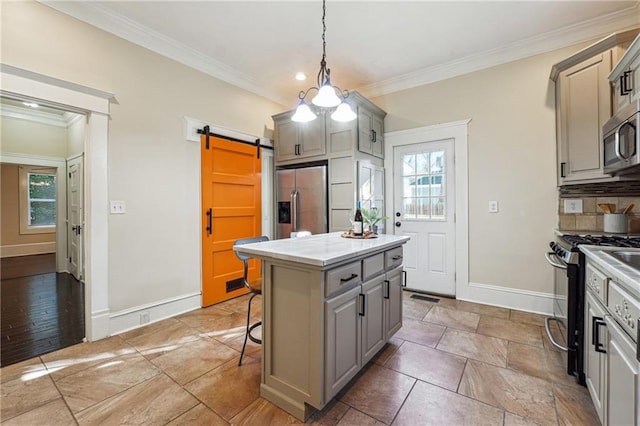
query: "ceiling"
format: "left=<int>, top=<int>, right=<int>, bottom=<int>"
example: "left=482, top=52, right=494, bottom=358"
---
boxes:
left=42, top=1, right=640, bottom=108
left=1, top=96, right=84, bottom=127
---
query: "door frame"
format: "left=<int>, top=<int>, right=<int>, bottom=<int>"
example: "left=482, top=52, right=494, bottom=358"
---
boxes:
left=1, top=64, right=112, bottom=341
left=384, top=119, right=470, bottom=298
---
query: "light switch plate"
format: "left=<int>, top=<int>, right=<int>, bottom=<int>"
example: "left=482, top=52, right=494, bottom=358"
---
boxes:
left=564, top=199, right=583, bottom=214
left=110, top=200, right=126, bottom=214
left=489, top=201, right=499, bottom=213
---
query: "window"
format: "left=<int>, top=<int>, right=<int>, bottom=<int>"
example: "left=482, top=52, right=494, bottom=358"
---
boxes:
left=19, top=166, right=56, bottom=234
left=401, top=150, right=446, bottom=220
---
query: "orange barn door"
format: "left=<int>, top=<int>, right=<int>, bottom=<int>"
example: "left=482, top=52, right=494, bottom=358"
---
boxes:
left=201, top=134, right=262, bottom=307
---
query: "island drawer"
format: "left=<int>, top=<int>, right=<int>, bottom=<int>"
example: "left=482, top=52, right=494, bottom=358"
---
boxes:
left=325, top=261, right=362, bottom=297
left=385, top=247, right=404, bottom=270
left=362, top=254, right=384, bottom=281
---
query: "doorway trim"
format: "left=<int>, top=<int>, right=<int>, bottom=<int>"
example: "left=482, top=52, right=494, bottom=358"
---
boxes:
left=384, top=119, right=470, bottom=298
left=1, top=64, right=113, bottom=341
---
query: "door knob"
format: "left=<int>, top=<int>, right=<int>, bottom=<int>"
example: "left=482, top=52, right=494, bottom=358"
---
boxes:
left=395, top=221, right=401, bottom=227
left=395, top=212, right=401, bottom=217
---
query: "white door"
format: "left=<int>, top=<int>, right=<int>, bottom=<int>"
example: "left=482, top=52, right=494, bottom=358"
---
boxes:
left=67, top=156, right=84, bottom=280
left=393, top=139, right=455, bottom=296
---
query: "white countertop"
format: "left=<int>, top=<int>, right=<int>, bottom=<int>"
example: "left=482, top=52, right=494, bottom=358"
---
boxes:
left=234, top=232, right=410, bottom=268
left=580, top=245, right=640, bottom=298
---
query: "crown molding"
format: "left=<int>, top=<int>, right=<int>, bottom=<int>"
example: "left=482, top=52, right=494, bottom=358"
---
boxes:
left=39, top=1, right=289, bottom=106
left=39, top=1, right=640, bottom=102
left=361, top=3, right=640, bottom=98
left=0, top=104, right=83, bottom=128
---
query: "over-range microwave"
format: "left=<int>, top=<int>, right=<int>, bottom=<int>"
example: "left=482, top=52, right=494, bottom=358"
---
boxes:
left=604, top=99, right=640, bottom=175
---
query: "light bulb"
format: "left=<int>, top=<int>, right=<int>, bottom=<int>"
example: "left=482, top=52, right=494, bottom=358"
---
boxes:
left=291, top=101, right=317, bottom=123
left=312, top=85, right=341, bottom=108
left=331, top=102, right=357, bottom=122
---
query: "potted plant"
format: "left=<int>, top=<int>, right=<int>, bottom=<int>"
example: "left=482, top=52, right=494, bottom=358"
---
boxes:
left=360, top=207, right=389, bottom=234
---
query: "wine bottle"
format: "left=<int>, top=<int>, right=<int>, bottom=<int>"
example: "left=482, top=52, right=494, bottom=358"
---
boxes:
left=353, top=201, right=363, bottom=236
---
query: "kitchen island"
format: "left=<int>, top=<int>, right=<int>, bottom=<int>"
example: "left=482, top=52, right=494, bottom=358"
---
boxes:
left=234, top=232, right=410, bottom=420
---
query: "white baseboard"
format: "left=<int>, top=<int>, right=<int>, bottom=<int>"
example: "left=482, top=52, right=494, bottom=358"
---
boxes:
left=109, top=292, right=201, bottom=336
left=1, top=242, right=56, bottom=258
left=457, top=282, right=554, bottom=316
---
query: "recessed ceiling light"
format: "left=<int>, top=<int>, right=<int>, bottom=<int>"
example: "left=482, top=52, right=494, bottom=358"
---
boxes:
left=295, top=72, right=307, bottom=81
left=23, top=102, right=39, bottom=108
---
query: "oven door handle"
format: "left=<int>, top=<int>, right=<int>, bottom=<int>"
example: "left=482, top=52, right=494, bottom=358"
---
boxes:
left=544, top=317, right=569, bottom=352
left=545, top=252, right=567, bottom=270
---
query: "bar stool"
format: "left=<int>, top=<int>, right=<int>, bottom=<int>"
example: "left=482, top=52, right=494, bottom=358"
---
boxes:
left=233, top=236, right=269, bottom=366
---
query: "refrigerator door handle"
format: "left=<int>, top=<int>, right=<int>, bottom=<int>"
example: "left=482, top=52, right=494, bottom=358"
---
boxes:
left=291, top=190, right=298, bottom=232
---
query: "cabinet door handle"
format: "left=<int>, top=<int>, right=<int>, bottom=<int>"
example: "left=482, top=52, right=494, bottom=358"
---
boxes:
left=359, top=293, right=365, bottom=316
left=593, top=316, right=607, bottom=354
left=370, top=129, right=375, bottom=142
left=392, top=255, right=403, bottom=261
left=621, top=70, right=633, bottom=96
left=403, top=270, right=407, bottom=287
left=205, top=208, right=212, bottom=235
left=295, top=144, right=300, bottom=155
left=560, top=162, right=566, bottom=178
left=384, top=280, right=390, bottom=299
left=340, top=273, right=358, bottom=283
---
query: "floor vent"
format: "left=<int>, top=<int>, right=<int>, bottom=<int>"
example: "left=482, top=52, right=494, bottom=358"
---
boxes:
left=410, top=294, right=440, bottom=303
left=226, top=278, right=244, bottom=293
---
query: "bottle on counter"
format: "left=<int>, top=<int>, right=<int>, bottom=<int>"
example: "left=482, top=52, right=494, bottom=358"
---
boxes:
left=353, top=201, right=363, bottom=236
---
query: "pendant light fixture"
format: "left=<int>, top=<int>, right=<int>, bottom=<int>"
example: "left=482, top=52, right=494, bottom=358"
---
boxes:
left=291, top=0, right=356, bottom=123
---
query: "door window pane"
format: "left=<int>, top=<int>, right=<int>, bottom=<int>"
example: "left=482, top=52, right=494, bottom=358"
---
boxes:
left=401, top=151, right=446, bottom=221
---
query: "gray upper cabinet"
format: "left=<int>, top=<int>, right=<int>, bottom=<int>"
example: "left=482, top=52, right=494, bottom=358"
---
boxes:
left=610, top=33, right=640, bottom=110
left=272, top=92, right=386, bottom=166
left=356, top=96, right=385, bottom=159
left=550, top=29, right=639, bottom=186
left=273, top=111, right=326, bottom=162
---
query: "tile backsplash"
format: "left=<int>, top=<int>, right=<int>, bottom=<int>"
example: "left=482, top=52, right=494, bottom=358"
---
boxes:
left=558, top=196, right=640, bottom=232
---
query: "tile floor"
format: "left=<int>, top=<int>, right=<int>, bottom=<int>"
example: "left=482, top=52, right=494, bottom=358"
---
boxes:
left=0, top=291, right=600, bottom=425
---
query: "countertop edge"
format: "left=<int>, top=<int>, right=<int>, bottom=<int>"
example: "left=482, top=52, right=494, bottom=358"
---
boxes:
left=234, top=233, right=410, bottom=268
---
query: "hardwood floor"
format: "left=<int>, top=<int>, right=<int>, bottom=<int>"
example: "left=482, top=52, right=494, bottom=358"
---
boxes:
left=1, top=255, right=85, bottom=367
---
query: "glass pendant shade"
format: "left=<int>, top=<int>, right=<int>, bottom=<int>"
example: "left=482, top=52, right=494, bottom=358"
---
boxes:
left=330, top=102, right=357, bottom=122
left=312, top=84, right=341, bottom=108
left=291, top=101, right=317, bottom=123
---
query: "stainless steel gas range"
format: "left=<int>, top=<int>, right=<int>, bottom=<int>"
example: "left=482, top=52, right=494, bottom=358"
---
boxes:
left=545, top=234, right=640, bottom=385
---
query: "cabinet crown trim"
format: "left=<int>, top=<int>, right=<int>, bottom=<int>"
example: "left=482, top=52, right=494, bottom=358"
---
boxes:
left=550, top=28, right=640, bottom=82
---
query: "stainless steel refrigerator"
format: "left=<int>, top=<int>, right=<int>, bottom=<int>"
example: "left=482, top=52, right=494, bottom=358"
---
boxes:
left=276, top=163, right=328, bottom=239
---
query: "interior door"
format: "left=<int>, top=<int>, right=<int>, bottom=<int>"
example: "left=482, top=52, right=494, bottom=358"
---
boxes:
left=201, top=134, right=262, bottom=307
left=392, top=140, right=456, bottom=296
left=67, top=156, right=83, bottom=280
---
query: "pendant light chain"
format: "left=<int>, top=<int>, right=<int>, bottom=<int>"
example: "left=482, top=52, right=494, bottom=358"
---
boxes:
left=319, top=0, right=328, bottom=87
left=291, top=0, right=356, bottom=123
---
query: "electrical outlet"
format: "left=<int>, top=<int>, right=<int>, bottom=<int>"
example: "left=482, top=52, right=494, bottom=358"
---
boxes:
left=564, top=199, right=583, bottom=214
left=489, top=201, right=499, bottom=213
left=110, top=200, right=126, bottom=214
left=140, top=312, right=150, bottom=324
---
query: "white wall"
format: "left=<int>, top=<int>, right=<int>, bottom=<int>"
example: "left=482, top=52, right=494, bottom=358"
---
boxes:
left=2, top=1, right=283, bottom=329
left=372, top=43, right=597, bottom=307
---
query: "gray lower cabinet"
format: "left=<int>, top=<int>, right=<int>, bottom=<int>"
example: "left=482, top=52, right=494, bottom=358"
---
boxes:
left=584, top=290, right=606, bottom=424
left=605, top=315, right=637, bottom=426
left=324, top=258, right=402, bottom=402
left=325, top=285, right=361, bottom=400
left=385, top=266, right=403, bottom=338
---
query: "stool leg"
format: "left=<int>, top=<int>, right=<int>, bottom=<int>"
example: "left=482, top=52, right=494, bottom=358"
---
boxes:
left=238, top=292, right=257, bottom=366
